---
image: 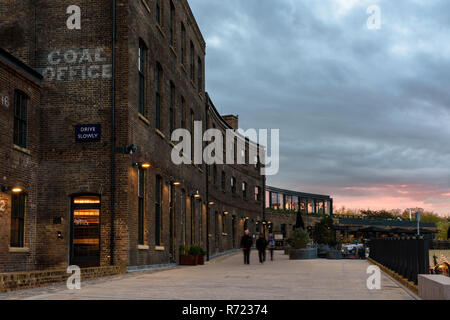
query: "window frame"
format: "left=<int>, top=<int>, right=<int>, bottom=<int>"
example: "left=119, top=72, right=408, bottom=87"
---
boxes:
left=155, top=62, right=163, bottom=130
left=155, top=175, right=162, bottom=246
left=138, top=168, right=145, bottom=245
left=138, top=40, right=147, bottom=116
left=10, top=193, right=26, bottom=248
left=13, top=90, right=28, bottom=148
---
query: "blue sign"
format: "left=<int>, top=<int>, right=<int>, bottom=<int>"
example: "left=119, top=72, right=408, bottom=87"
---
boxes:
left=75, top=124, right=101, bottom=142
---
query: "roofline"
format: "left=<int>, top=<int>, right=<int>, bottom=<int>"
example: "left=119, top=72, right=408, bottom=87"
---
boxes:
left=206, top=92, right=264, bottom=150
left=182, top=0, right=206, bottom=53
left=0, top=48, right=43, bottom=84
left=266, top=185, right=332, bottom=200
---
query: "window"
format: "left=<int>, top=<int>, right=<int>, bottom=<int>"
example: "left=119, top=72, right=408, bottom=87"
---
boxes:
left=10, top=193, right=26, bottom=247
left=155, top=175, right=162, bottom=246
left=180, top=23, right=186, bottom=65
left=190, top=109, right=194, bottom=158
left=221, top=171, right=226, bottom=191
left=138, top=169, right=145, bottom=245
left=138, top=40, right=147, bottom=116
left=190, top=195, right=195, bottom=245
left=242, top=182, right=247, bottom=200
left=255, top=186, right=261, bottom=202
left=231, top=177, right=236, bottom=194
left=155, top=62, right=163, bottom=130
left=180, top=96, right=186, bottom=128
left=169, top=1, right=175, bottom=46
left=222, top=213, right=226, bottom=233
left=190, top=41, right=195, bottom=81
left=156, top=0, right=162, bottom=25
left=181, top=189, right=187, bottom=245
left=13, top=90, right=28, bottom=148
left=169, top=81, right=175, bottom=135
left=197, top=57, right=202, bottom=93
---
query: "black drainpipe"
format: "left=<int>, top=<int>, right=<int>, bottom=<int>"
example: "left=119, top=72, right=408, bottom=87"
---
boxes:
left=205, top=96, right=210, bottom=261
left=110, top=0, right=117, bottom=266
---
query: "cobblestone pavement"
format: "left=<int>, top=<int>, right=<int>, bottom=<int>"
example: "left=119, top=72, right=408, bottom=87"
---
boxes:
left=1, top=251, right=416, bottom=300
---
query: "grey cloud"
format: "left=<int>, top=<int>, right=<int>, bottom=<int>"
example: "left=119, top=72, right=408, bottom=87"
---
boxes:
left=189, top=0, right=450, bottom=212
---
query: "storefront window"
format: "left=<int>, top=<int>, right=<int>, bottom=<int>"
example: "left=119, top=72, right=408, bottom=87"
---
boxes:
left=71, top=195, right=100, bottom=267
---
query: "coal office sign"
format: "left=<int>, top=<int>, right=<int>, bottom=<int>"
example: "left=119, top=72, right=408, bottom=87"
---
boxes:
left=75, top=124, right=101, bottom=142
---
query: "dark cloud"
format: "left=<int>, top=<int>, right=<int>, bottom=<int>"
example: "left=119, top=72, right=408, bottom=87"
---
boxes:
left=189, top=0, right=450, bottom=214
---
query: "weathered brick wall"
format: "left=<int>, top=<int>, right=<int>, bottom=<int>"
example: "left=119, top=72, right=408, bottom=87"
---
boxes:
left=0, top=0, right=267, bottom=272
left=0, top=55, right=42, bottom=272
left=0, top=265, right=125, bottom=293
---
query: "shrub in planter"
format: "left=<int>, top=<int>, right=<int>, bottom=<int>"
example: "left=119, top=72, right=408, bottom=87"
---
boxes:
left=179, top=245, right=197, bottom=266
left=287, top=228, right=318, bottom=260
left=188, top=245, right=206, bottom=265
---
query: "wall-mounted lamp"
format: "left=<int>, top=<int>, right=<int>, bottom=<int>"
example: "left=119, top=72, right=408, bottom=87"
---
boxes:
left=116, top=144, right=138, bottom=154
left=1, top=185, right=23, bottom=193
left=194, top=190, right=201, bottom=199
left=133, top=161, right=151, bottom=169
left=208, top=201, right=215, bottom=206
left=170, top=181, right=181, bottom=187
left=223, top=211, right=229, bottom=215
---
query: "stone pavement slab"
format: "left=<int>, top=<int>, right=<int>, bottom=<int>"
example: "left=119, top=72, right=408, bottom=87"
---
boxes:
left=0, top=251, right=415, bottom=300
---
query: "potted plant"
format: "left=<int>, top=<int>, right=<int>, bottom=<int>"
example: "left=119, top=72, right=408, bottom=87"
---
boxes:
left=179, top=245, right=197, bottom=266
left=313, top=216, right=342, bottom=259
left=288, top=228, right=318, bottom=260
left=189, top=245, right=206, bottom=265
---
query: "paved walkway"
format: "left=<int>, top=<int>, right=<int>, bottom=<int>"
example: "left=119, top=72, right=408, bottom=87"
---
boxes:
left=1, top=251, right=415, bottom=300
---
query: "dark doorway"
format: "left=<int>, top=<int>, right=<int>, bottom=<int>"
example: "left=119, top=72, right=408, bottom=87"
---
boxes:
left=70, top=195, right=101, bottom=268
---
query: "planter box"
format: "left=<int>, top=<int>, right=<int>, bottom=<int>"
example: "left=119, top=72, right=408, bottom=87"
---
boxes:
left=318, top=245, right=330, bottom=258
left=289, top=247, right=318, bottom=260
left=180, top=254, right=197, bottom=266
left=326, top=249, right=343, bottom=260
left=196, top=255, right=205, bottom=265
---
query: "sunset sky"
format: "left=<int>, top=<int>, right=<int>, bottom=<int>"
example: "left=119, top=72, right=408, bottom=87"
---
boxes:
left=189, top=0, right=450, bottom=216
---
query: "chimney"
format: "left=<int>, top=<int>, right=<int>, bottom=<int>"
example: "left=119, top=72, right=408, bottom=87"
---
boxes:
left=222, top=114, right=239, bottom=130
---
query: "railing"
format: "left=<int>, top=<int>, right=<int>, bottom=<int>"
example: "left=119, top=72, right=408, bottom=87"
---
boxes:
left=368, top=237, right=430, bottom=285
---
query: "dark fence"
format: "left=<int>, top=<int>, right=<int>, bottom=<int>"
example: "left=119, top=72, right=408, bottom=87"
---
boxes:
left=368, top=237, right=430, bottom=285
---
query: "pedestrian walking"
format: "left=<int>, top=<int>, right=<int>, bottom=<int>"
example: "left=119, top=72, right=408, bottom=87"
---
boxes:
left=240, top=229, right=253, bottom=264
left=268, top=235, right=275, bottom=261
left=256, top=233, right=268, bottom=264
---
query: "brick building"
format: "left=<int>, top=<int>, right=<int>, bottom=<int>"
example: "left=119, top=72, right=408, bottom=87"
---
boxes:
left=0, top=0, right=266, bottom=272
left=0, top=48, right=42, bottom=272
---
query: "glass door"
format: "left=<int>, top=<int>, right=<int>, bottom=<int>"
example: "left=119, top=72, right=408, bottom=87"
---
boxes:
left=70, top=195, right=101, bottom=268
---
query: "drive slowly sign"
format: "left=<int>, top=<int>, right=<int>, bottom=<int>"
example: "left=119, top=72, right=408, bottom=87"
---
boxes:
left=75, top=124, right=101, bottom=142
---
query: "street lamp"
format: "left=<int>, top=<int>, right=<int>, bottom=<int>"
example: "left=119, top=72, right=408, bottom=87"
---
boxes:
left=1, top=186, right=23, bottom=193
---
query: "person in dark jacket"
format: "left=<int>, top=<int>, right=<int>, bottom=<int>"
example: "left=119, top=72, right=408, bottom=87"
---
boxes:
left=256, top=233, right=268, bottom=263
left=240, top=230, right=253, bottom=264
